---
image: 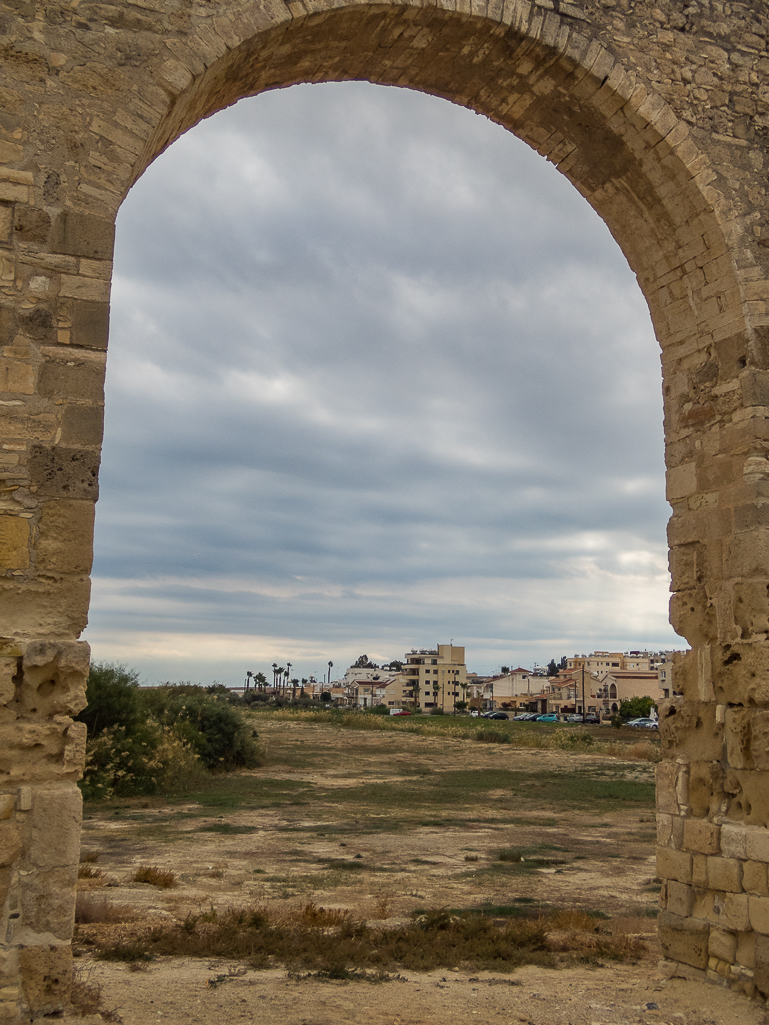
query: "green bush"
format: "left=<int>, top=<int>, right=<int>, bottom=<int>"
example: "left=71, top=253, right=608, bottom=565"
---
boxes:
left=76, top=664, right=264, bottom=799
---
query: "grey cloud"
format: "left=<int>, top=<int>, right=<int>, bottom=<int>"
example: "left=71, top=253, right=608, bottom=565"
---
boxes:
left=86, top=81, right=680, bottom=683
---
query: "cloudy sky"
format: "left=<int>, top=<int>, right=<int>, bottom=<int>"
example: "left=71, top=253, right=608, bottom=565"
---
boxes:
left=82, top=81, right=682, bottom=687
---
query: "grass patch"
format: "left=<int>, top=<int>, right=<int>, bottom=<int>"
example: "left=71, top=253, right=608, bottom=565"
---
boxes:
left=75, top=894, right=136, bottom=925
left=92, top=901, right=644, bottom=972
left=133, top=866, right=177, bottom=888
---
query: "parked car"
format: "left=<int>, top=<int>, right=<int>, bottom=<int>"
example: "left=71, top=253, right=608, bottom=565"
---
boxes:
left=644, top=721, right=659, bottom=729
left=391, top=711, right=411, bottom=716
left=627, top=718, right=656, bottom=728
left=485, top=711, right=509, bottom=720
left=535, top=713, right=559, bottom=723
left=583, top=714, right=600, bottom=724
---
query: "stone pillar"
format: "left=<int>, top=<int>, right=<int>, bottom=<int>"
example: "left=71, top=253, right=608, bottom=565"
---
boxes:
left=0, top=141, right=109, bottom=1021
left=0, top=643, right=89, bottom=1022
left=658, top=328, right=769, bottom=998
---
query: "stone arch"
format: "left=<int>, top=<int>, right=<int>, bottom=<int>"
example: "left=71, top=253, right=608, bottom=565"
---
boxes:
left=2, top=1, right=769, bottom=1017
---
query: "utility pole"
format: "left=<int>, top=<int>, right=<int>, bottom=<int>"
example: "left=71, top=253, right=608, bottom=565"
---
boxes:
left=581, top=664, right=586, bottom=724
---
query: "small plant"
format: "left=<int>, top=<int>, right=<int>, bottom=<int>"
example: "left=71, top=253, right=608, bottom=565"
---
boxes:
left=474, top=728, right=511, bottom=744
left=464, top=854, right=479, bottom=863
left=77, top=864, right=103, bottom=880
left=75, top=894, right=135, bottom=925
left=133, top=865, right=177, bottom=889
left=70, top=967, right=105, bottom=1017
left=80, top=852, right=100, bottom=864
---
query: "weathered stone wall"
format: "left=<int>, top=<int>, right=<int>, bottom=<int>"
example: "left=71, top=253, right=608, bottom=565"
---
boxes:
left=0, top=0, right=768, bottom=1018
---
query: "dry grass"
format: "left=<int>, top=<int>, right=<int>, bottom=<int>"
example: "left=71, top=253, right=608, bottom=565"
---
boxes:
left=91, top=901, right=645, bottom=973
left=75, top=893, right=137, bottom=925
left=78, top=864, right=103, bottom=880
left=133, top=865, right=177, bottom=888
left=70, top=966, right=120, bottom=1020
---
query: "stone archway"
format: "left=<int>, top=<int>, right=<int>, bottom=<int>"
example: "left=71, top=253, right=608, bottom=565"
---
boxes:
left=1, top=1, right=768, bottom=1017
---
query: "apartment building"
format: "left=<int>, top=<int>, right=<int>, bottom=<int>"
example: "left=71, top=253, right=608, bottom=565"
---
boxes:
left=402, top=644, right=467, bottom=712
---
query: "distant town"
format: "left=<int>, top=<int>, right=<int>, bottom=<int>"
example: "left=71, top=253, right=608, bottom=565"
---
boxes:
left=240, top=643, right=682, bottom=719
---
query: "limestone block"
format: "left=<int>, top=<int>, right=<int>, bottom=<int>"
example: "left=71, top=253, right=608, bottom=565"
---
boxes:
left=0, top=576, right=91, bottom=638
left=656, top=760, right=679, bottom=814
left=744, top=861, right=769, bottom=896
left=749, top=896, right=769, bottom=936
left=60, top=404, right=105, bottom=447
left=724, top=893, right=751, bottom=932
left=746, top=827, right=769, bottom=864
left=732, top=580, right=769, bottom=641
left=657, top=910, right=710, bottom=969
left=661, top=701, right=723, bottom=762
left=38, top=351, right=106, bottom=403
left=692, top=854, right=708, bottom=888
left=667, top=881, right=695, bottom=917
left=707, top=855, right=742, bottom=893
left=51, top=210, right=114, bottom=260
left=689, top=761, right=725, bottom=818
left=19, top=865, right=77, bottom=941
left=669, top=586, right=718, bottom=647
left=713, top=644, right=769, bottom=705
left=0, top=720, right=86, bottom=785
left=721, top=822, right=748, bottom=860
left=27, top=785, right=82, bottom=870
left=723, top=529, right=769, bottom=580
left=0, top=796, right=13, bottom=820
left=728, top=771, right=769, bottom=827
left=657, top=812, right=673, bottom=847
left=0, top=823, right=21, bottom=867
left=683, top=818, right=721, bottom=855
left=0, top=516, right=29, bottom=570
left=70, top=299, right=110, bottom=351
left=670, top=648, right=696, bottom=698
left=755, top=934, right=769, bottom=996
left=725, top=708, right=769, bottom=771
left=36, top=501, right=95, bottom=576
left=12, top=640, right=89, bottom=718
left=18, top=945, right=71, bottom=1014
left=657, top=845, right=692, bottom=883
left=709, top=928, right=737, bottom=963
left=737, top=930, right=757, bottom=970
left=26, top=444, right=100, bottom=501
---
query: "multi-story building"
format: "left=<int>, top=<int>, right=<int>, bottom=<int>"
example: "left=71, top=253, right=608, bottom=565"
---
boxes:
left=402, top=644, right=467, bottom=712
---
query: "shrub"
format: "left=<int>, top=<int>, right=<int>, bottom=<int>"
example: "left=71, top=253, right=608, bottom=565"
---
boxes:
left=474, top=728, right=511, bottom=744
left=133, top=866, right=177, bottom=889
left=77, top=665, right=263, bottom=799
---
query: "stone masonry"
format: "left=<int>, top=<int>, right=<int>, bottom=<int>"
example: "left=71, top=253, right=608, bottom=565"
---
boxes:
left=0, top=0, right=768, bottom=1018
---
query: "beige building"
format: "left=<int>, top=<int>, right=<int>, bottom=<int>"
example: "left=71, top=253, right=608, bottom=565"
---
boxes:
left=402, top=644, right=467, bottom=712
left=593, top=670, right=663, bottom=716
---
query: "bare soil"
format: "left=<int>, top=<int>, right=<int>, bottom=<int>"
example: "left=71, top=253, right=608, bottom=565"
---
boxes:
left=72, top=720, right=766, bottom=1025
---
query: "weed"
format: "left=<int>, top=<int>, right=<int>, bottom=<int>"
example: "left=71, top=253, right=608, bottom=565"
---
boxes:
left=90, top=901, right=642, bottom=974
left=75, top=894, right=135, bottom=925
left=474, top=729, right=511, bottom=744
left=77, top=864, right=103, bottom=880
left=80, top=852, right=100, bottom=864
left=133, top=865, right=177, bottom=888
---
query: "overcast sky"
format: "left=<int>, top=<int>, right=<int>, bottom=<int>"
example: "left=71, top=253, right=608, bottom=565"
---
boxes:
left=82, top=81, right=682, bottom=686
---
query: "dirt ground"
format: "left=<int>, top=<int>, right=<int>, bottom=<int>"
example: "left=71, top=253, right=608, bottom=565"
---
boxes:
left=72, top=720, right=767, bottom=1025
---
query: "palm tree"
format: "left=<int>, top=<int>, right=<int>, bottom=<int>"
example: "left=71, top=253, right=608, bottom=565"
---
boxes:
left=245, top=671, right=253, bottom=692
left=254, top=672, right=267, bottom=693
left=272, top=663, right=279, bottom=690
left=412, top=679, right=421, bottom=712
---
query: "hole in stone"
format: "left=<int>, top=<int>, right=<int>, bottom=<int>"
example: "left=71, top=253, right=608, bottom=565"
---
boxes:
left=723, top=652, right=741, bottom=666
left=37, top=679, right=57, bottom=698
